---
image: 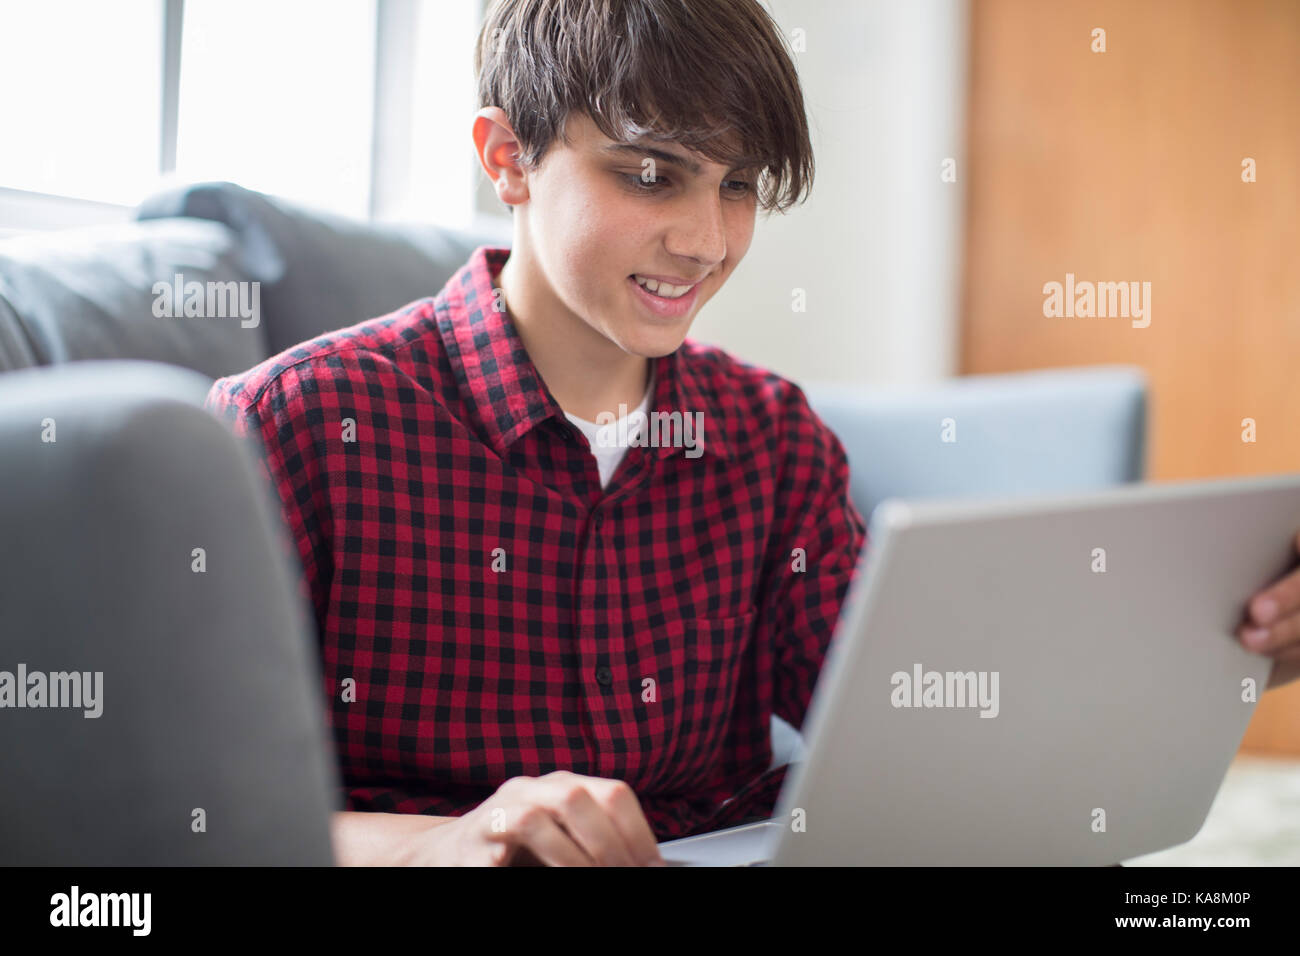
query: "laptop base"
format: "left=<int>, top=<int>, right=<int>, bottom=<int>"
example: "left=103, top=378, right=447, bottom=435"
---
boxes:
left=659, top=819, right=781, bottom=866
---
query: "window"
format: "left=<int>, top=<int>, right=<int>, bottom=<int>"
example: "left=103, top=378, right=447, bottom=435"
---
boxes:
left=0, top=0, right=492, bottom=232
left=174, top=0, right=377, bottom=219
left=0, top=0, right=162, bottom=206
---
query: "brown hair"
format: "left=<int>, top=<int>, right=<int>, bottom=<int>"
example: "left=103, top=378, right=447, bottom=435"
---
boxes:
left=475, top=0, right=814, bottom=214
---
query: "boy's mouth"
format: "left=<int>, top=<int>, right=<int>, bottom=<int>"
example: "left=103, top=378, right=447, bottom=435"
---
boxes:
left=631, top=274, right=697, bottom=299
left=627, top=274, right=702, bottom=319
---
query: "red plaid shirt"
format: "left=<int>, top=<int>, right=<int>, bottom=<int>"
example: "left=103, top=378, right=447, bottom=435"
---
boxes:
left=206, top=246, right=866, bottom=839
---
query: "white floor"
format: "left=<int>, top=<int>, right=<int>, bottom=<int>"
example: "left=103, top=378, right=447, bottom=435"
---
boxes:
left=1124, top=755, right=1300, bottom=866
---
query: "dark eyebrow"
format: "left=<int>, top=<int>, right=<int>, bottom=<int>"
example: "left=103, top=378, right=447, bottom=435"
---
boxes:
left=601, top=143, right=760, bottom=176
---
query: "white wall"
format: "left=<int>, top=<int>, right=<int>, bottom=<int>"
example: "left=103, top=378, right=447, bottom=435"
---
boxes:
left=688, top=0, right=969, bottom=388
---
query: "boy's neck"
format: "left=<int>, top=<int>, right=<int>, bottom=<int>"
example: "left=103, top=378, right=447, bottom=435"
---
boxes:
left=495, top=250, right=651, bottom=423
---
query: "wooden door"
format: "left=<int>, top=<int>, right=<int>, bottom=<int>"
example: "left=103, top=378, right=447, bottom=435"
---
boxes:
left=961, top=0, right=1300, bottom=753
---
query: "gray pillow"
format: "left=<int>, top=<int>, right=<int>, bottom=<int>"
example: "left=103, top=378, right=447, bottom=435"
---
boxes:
left=138, top=181, right=509, bottom=356
left=0, top=292, right=37, bottom=373
left=0, top=218, right=269, bottom=380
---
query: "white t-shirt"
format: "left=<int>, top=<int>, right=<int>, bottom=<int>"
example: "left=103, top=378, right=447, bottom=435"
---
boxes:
left=564, top=369, right=655, bottom=489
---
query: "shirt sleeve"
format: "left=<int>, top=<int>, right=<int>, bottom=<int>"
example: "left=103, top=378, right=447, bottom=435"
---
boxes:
left=204, top=370, right=331, bottom=626
left=761, top=383, right=868, bottom=733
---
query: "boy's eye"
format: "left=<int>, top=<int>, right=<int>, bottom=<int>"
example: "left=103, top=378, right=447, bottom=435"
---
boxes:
left=620, top=173, right=753, bottom=198
left=623, top=173, right=669, bottom=192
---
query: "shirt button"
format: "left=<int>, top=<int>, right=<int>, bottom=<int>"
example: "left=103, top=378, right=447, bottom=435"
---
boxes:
left=595, top=666, right=612, bottom=686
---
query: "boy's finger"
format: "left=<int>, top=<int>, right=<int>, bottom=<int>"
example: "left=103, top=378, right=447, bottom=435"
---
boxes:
left=586, top=778, right=663, bottom=865
left=1240, top=610, right=1300, bottom=654
left=513, top=809, right=595, bottom=867
left=539, top=780, right=637, bottom=866
left=1249, top=563, right=1300, bottom=626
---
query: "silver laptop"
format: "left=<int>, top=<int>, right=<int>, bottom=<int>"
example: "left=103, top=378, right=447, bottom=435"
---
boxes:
left=660, top=472, right=1300, bottom=866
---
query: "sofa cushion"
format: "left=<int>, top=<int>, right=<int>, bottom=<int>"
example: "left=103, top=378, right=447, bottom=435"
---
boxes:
left=0, top=291, right=38, bottom=373
left=138, top=181, right=508, bottom=355
left=0, top=360, right=338, bottom=863
left=0, top=218, right=269, bottom=379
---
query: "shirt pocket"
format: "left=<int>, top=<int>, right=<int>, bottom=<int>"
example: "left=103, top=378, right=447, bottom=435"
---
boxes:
left=658, top=610, right=756, bottom=786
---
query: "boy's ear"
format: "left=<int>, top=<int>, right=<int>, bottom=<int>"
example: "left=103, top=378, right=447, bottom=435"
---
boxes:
left=473, top=107, right=528, bottom=209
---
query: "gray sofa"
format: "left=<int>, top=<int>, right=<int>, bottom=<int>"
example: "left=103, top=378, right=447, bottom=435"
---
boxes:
left=0, top=181, right=503, bottom=378
left=0, top=183, right=1146, bottom=863
left=0, top=183, right=508, bottom=864
left=0, top=360, right=337, bottom=864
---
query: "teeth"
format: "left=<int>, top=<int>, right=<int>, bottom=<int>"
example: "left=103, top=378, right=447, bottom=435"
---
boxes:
left=634, top=275, right=692, bottom=299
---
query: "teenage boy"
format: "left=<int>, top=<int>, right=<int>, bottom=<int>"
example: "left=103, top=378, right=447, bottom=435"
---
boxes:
left=208, top=0, right=858, bottom=866
left=207, top=0, right=1300, bottom=866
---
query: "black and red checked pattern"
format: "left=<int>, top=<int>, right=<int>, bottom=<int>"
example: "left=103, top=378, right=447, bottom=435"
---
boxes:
left=206, top=246, right=867, bottom=840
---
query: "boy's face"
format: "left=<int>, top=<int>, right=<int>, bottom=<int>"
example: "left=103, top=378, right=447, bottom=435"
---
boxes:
left=499, top=111, right=759, bottom=359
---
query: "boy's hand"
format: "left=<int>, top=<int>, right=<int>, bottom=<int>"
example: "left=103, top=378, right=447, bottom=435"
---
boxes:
left=407, top=771, right=665, bottom=866
left=1238, top=528, right=1300, bottom=690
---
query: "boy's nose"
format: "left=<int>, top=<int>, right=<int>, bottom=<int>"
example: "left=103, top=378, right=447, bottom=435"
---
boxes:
left=665, top=197, right=727, bottom=268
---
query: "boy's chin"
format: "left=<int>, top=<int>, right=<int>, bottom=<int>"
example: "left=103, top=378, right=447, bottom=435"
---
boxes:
left=616, top=326, right=692, bottom=359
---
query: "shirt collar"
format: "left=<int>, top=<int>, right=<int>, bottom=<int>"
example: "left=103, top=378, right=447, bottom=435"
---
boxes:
left=435, top=246, right=731, bottom=461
